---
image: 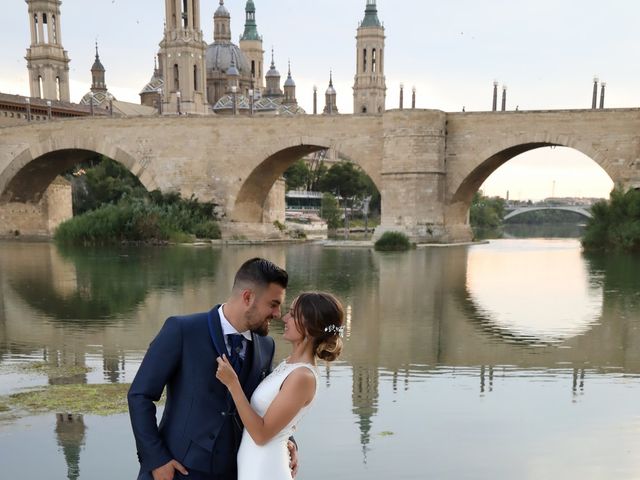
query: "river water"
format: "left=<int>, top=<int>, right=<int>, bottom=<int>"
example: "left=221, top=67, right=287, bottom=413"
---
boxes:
left=0, top=238, right=639, bottom=479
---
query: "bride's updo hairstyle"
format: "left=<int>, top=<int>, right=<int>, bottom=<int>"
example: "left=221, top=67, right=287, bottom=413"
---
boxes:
left=292, top=292, right=344, bottom=362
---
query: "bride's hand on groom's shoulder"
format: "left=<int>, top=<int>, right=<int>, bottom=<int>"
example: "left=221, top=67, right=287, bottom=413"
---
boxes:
left=215, top=354, right=238, bottom=388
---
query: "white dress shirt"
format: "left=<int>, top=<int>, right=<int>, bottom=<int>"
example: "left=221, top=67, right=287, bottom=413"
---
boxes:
left=218, top=304, right=252, bottom=359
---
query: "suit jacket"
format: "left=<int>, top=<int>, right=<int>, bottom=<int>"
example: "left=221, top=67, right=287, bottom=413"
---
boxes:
left=128, top=305, right=275, bottom=477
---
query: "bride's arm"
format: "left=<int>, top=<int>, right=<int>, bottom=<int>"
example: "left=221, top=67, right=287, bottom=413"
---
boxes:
left=216, top=355, right=316, bottom=446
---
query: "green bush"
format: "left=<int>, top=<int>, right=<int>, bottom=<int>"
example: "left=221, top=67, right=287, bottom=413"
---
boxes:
left=582, top=188, right=640, bottom=253
left=374, top=231, right=412, bottom=251
left=55, top=196, right=221, bottom=246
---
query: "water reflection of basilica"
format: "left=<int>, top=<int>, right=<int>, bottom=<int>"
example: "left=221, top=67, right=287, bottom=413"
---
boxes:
left=1, top=241, right=640, bottom=458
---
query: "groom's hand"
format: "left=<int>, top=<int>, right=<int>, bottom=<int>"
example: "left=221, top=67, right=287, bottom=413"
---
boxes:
left=152, top=459, right=189, bottom=480
left=288, top=440, right=299, bottom=478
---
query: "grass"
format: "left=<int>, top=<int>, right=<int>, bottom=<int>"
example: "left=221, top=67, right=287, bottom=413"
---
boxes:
left=21, top=362, right=92, bottom=380
left=4, top=383, right=165, bottom=416
left=2, top=361, right=165, bottom=417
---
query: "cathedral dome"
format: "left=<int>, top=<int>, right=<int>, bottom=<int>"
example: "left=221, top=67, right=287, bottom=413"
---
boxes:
left=206, top=42, right=251, bottom=75
left=80, top=90, right=115, bottom=106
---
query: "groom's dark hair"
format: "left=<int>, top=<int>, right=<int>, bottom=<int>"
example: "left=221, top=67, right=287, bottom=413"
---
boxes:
left=233, top=257, right=288, bottom=292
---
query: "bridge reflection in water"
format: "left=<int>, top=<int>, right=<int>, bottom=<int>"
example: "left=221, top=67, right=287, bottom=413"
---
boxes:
left=0, top=241, right=639, bottom=478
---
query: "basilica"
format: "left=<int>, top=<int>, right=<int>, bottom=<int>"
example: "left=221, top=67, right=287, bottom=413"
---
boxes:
left=7, top=0, right=387, bottom=120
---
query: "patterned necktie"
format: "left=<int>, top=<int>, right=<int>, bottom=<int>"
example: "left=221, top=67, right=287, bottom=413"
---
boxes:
left=227, top=334, right=244, bottom=374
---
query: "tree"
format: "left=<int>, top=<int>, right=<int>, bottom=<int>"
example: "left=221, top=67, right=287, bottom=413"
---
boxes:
left=470, top=191, right=505, bottom=229
left=582, top=187, right=640, bottom=252
left=321, top=193, right=341, bottom=230
left=67, top=156, right=146, bottom=215
left=283, top=160, right=311, bottom=192
left=319, top=162, right=370, bottom=236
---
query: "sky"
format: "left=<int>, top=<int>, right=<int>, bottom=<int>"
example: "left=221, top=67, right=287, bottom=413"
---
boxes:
left=2, top=0, right=637, bottom=200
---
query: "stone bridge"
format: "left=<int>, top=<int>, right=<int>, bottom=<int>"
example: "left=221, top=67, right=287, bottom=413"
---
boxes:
left=1, top=108, right=639, bottom=241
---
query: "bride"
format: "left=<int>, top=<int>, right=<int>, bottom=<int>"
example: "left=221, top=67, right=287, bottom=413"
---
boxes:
left=215, top=291, right=344, bottom=480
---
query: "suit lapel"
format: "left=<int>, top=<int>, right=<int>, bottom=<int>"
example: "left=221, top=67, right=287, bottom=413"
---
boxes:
left=207, top=305, right=227, bottom=358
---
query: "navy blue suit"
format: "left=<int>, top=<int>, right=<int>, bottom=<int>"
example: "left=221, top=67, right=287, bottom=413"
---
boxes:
left=128, top=306, right=275, bottom=479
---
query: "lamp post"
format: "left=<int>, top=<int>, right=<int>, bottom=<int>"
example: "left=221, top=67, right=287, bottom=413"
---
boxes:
left=399, top=83, right=404, bottom=110
left=176, top=90, right=182, bottom=115
left=107, top=93, right=114, bottom=116
left=600, top=82, right=606, bottom=109
left=231, top=86, right=237, bottom=116
left=313, top=85, right=318, bottom=115
left=492, top=80, right=499, bottom=111
left=501, top=85, right=507, bottom=111
left=248, top=88, right=254, bottom=116
left=592, top=76, right=599, bottom=109
left=157, top=88, right=163, bottom=115
left=47, top=100, right=52, bottom=120
left=411, top=86, right=416, bottom=109
left=89, top=92, right=94, bottom=116
left=25, top=97, right=31, bottom=122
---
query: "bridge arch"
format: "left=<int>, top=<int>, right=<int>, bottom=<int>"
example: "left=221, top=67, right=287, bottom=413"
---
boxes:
left=231, top=136, right=380, bottom=223
left=446, top=135, right=615, bottom=228
left=0, top=138, right=159, bottom=203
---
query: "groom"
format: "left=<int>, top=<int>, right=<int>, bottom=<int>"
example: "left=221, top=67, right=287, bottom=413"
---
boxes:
left=128, top=257, right=296, bottom=480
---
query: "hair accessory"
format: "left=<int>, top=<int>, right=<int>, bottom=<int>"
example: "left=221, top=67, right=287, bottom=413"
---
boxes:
left=324, top=324, right=344, bottom=338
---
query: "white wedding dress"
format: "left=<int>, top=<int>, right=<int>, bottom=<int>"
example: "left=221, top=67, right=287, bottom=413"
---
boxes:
left=237, top=360, right=319, bottom=480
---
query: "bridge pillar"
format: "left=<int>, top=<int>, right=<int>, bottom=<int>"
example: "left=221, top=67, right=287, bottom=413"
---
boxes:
left=0, top=176, right=72, bottom=238
left=375, top=110, right=449, bottom=242
left=220, top=178, right=286, bottom=241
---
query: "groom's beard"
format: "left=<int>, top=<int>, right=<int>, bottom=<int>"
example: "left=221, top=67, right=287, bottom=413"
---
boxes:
left=247, top=305, right=271, bottom=336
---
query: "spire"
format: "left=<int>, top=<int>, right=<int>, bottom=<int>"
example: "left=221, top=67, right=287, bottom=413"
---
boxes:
left=360, top=0, right=382, bottom=28
left=241, top=0, right=261, bottom=41
left=284, top=60, right=295, bottom=87
left=92, top=41, right=105, bottom=72
left=283, top=60, right=297, bottom=105
left=327, top=70, right=335, bottom=93
left=266, top=47, right=279, bottom=77
left=265, top=47, right=282, bottom=97
left=324, top=70, right=338, bottom=114
left=90, top=41, right=107, bottom=93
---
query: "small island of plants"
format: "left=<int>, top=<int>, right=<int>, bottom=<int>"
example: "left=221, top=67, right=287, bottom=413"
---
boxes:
left=374, top=231, right=412, bottom=251
left=55, top=156, right=221, bottom=246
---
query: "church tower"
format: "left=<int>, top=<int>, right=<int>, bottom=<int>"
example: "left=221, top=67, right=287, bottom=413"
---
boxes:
left=90, top=43, right=107, bottom=94
left=353, top=0, right=386, bottom=114
left=282, top=62, right=297, bottom=105
left=323, top=71, right=339, bottom=115
left=264, top=49, right=282, bottom=98
left=239, top=0, right=264, bottom=91
left=159, top=0, right=208, bottom=114
left=25, top=0, right=71, bottom=102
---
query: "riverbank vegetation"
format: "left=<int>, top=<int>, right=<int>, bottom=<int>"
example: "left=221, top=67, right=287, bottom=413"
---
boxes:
left=469, top=191, right=505, bottom=239
left=582, top=188, right=640, bottom=253
left=56, top=156, right=220, bottom=245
